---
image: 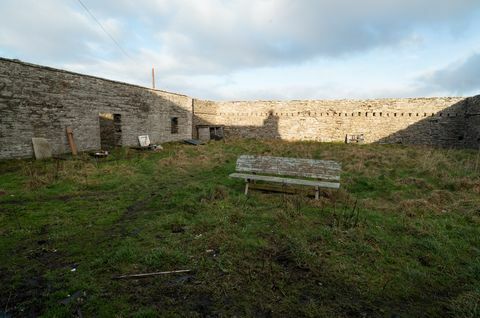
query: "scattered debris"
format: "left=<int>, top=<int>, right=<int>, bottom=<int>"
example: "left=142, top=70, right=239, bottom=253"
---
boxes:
left=150, top=144, right=163, bottom=151
left=130, top=144, right=163, bottom=151
left=113, top=269, right=192, bottom=279
left=66, top=127, right=78, bottom=156
left=345, top=134, right=365, bottom=144
left=89, top=150, right=109, bottom=158
left=184, top=139, right=204, bottom=146
left=70, top=264, right=79, bottom=272
left=133, top=135, right=163, bottom=151
left=32, top=137, right=53, bottom=160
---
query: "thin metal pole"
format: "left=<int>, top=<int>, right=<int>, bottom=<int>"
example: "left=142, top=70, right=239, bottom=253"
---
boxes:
left=152, top=67, right=155, bottom=89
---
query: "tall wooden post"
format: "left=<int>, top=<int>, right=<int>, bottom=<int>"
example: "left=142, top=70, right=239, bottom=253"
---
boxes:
left=66, top=127, right=78, bottom=156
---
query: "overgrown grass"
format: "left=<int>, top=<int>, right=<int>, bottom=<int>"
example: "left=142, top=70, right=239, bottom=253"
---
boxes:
left=0, top=139, right=479, bottom=317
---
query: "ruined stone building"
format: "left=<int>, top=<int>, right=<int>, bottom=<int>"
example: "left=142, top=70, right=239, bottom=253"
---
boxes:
left=0, top=57, right=479, bottom=159
left=0, top=58, right=193, bottom=159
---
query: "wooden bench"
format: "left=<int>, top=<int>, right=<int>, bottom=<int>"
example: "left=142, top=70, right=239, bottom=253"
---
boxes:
left=229, top=155, right=341, bottom=199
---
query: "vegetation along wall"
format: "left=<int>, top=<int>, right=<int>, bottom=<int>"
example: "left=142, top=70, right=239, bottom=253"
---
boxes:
left=0, top=58, right=193, bottom=159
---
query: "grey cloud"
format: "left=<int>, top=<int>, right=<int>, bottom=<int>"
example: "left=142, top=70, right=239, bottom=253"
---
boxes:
left=422, top=53, right=480, bottom=95
left=1, top=0, right=479, bottom=100
left=0, top=1, right=96, bottom=61
left=138, top=0, right=480, bottom=71
left=17, top=0, right=476, bottom=73
left=0, top=0, right=141, bottom=64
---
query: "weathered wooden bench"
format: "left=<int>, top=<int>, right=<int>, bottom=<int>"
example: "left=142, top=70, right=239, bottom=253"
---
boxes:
left=229, top=155, right=341, bottom=199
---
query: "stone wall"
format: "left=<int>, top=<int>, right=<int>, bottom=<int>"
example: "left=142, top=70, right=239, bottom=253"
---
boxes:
left=0, top=58, right=193, bottom=159
left=465, top=95, right=480, bottom=149
left=1, top=57, right=478, bottom=160
left=193, top=97, right=480, bottom=148
left=193, top=99, right=218, bottom=127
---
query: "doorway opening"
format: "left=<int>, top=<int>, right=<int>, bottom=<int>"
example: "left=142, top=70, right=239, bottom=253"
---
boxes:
left=171, top=117, right=179, bottom=134
left=99, top=113, right=122, bottom=149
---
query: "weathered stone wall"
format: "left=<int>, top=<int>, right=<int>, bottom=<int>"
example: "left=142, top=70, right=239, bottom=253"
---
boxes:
left=465, top=95, right=480, bottom=149
left=193, top=99, right=218, bottom=129
left=194, top=97, right=479, bottom=148
left=1, top=57, right=478, bottom=160
left=0, top=58, right=193, bottom=159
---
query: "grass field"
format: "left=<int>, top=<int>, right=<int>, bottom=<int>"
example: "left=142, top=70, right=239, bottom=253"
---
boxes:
left=0, top=139, right=479, bottom=317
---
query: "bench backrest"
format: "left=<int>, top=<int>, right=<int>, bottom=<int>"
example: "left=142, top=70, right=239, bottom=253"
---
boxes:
left=236, top=155, right=341, bottom=181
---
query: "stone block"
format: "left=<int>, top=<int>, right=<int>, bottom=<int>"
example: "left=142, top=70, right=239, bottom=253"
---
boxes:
left=32, top=138, right=52, bottom=159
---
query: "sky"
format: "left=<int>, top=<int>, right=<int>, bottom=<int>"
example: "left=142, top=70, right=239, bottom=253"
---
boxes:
left=0, top=0, right=479, bottom=101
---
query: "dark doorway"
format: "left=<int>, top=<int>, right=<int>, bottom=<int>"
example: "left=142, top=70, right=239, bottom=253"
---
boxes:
left=171, top=117, right=179, bottom=134
left=99, top=113, right=122, bottom=149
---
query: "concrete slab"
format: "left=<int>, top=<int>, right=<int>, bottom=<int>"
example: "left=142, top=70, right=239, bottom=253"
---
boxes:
left=183, top=139, right=205, bottom=146
left=32, top=138, right=52, bottom=159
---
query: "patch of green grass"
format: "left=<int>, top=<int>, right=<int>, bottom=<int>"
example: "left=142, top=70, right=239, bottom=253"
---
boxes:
left=0, top=139, right=479, bottom=317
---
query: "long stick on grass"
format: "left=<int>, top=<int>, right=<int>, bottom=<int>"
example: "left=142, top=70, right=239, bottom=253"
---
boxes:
left=113, top=269, right=191, bottom=279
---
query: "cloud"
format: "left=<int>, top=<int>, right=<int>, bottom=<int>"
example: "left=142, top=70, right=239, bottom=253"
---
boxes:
left=3, top=0, right=478, bottom=69
left=138, top=0, right=480, bottom=70
left=0, top=1, right=105, bottom=61
left=0, top=0, right=479, bottom=99
left=421, top=53, right=480, bottom=95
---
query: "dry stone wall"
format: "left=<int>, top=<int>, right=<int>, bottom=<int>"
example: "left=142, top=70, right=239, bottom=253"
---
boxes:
left=1, top=57, right=478, bottom=160
left=194, top=97, right=480, bottom=148
left=465, top=95, right=480, bottom=149
left=0, top=58, right=193, bottom=159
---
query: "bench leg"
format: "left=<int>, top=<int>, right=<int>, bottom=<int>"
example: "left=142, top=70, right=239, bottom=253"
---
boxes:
left=315, top=186, right=319, bottom=200
left=244, top=180, right=250, bottom=196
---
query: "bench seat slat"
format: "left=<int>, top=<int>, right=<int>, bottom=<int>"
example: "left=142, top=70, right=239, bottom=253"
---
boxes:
left=236, top=155, right=341, bottom=181
left=229, top=173, right=340, bottom=189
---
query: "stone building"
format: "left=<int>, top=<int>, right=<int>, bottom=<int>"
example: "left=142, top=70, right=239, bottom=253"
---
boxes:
left=0, top=58, right=192, bottom=159
left=0, top=57, right=479, bottom=159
